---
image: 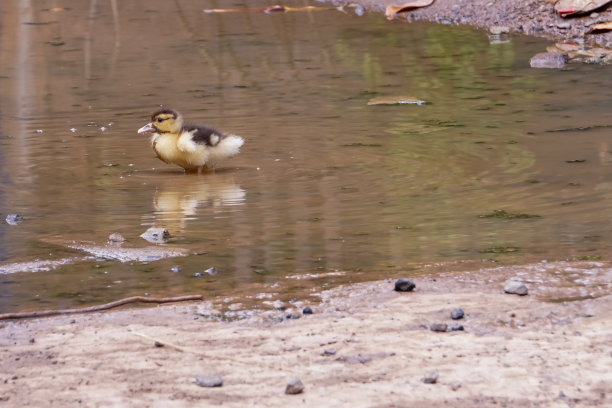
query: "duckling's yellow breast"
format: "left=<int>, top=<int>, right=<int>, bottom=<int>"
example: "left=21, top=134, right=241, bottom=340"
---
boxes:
left=151, top=133, right=210, bottom=169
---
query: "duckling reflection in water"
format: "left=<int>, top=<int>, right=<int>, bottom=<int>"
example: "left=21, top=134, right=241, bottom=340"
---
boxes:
left=138, top=109, right=244, bottom=173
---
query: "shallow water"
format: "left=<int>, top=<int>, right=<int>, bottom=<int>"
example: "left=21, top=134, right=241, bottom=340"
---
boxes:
left=1, top=0, right=611, bottom=314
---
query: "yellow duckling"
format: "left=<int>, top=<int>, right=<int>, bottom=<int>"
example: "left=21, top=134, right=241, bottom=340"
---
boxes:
left=137, top=109, right=244, bottom=173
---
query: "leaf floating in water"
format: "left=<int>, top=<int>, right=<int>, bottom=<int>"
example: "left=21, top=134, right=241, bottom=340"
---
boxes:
left=203, top=5, right=329, bottom=14
left=479, top=209, right=541, bottom=219
left=367, top=96, right=427, bottom=106
left=480, top=246, right=519, bottom=254
left=385, top=0, right=435, bottom=19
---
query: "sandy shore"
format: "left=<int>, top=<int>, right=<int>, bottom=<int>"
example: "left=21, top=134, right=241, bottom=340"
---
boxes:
left=2, top=262, right=611, bottom=407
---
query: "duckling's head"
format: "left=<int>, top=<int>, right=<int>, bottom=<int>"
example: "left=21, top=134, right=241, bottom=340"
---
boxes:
left=138, top=109, right=184, bottom=134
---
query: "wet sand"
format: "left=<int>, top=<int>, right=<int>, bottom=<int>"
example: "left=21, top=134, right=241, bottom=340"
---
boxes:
left=2, top=262, right=611, bottom=407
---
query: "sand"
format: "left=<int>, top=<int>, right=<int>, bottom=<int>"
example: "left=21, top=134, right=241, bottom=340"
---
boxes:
left=2, top=263, right=611, bottom=407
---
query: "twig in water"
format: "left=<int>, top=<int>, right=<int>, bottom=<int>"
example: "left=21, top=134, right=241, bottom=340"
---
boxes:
left=0, top=295, right=203, bottom=320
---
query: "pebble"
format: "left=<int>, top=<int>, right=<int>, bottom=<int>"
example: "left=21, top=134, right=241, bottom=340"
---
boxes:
left=195, top=373, right=223, bottom=387
left=450, top=325, right=464, bottom=331
left=323, top=349, right=336, bottom=356
left=489, top=25, right=510, bottom=35
left=170, top=267, right=180, bottom=273
left=302, top=306, right=313, bottom=315
left=107, top=233, right=125, bottom=243
left=5, top=214, right=23, bottom=225
left=430, top=323, right=448, bottom=332
left=285, top=378, right=304, bottom=395
left=556, top=22, right=571, bottom=29
left=394, top=278, right=416, bottom=292
left=504, top=279, right=529, bottom=296
left=423, top=371, right=439, bottom=384
left=451, top=308, right=464, bottom=320
left=530, top=52, right=566, bottom=69
left=139, top=227, right=170, bottom=244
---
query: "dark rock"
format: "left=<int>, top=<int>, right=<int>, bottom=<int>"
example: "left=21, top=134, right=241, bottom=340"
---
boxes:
left=504, top=279, right=529, bottom=296
left=451, top=308, right=464, bottom=320
left=423, top=371, right=439, bottom=384
left=430, top=323, right=448, bottom=332
left=29, top=338, right=35, bottom=344
left=323, top=349, right=336, bottom=356
left=450, top=325, right=464, bottom=331
left=285, top=378, right=304, bottom=395
left=394, top=278, right=416, bottom=292
left=195, top=373, right=223, bottom=388
left=302, top=306, right=313, bottom=315
left=530, top=52, right=567, bottom=69
left=285, top=313, right=301, bottom=320
left=5, top=214, right=23, bottom=225
left=140, top=227, right=170, bottom=244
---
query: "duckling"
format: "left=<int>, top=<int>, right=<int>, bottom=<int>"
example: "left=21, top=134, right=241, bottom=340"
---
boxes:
left=137, top=109, right=244, bottom=173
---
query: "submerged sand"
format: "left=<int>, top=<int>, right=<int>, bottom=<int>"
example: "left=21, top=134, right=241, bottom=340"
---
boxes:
left=2, top=262, right=611, bottom=407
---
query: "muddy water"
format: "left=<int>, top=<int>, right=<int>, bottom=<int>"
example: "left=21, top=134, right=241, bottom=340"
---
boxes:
left=1, top=0, right=611, bottom=314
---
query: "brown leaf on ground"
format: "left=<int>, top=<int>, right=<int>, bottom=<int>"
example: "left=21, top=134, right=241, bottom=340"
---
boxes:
left=385, top=0, right=435, bottom=19
left=590, top=21, right=612, bottom=32
left=555, top=0, right=612, bottom=17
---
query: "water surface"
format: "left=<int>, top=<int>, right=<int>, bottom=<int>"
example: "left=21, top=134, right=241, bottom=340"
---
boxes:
left=1, top=0, right=612, bottom=314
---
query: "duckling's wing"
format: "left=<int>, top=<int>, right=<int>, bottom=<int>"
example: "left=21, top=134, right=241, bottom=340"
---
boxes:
left=177, top=125, right=222, bottom=153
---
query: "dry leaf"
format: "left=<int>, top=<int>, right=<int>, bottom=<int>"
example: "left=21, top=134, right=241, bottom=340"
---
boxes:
left=385, top=0, right=435, bottom=19
left=555, top=0, right=612, bottom=17
left=368, top=96, right=427, bottom=106
left=590, top=21, right=612, bottom=32
left=204, top=5, right=326, bottom=14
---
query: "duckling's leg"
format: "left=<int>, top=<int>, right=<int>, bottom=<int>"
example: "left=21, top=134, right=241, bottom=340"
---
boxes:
left=197, top=165, right=214, bottom=175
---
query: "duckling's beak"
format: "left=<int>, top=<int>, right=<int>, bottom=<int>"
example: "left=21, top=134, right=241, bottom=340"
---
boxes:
left=138, top=122, right=156, bottom=134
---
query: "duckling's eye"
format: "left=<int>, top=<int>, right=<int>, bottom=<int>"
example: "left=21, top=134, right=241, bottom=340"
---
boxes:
left=156, top=117, right=164, bottom=123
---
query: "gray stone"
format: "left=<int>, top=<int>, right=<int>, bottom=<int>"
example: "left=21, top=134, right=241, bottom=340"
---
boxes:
left=394, top=278, right=415, bottom=292
left=107, top=233, right=125, bottom=243
left=195, top=373, right=223, bottom=387
left=285, top=378, right=304, bottom=394
left=5, top=214, right=23, bottom=225
left=489, top=26, right=510, bottom=35
left=504, top=279, right=528, bottom=296
left=423, top=371, right=439, bottom=384
left=140, top=227, right=170, bottom=244
left=204, top=267, right=217, bottom=275
left=451, top=308, right=464, bottom=320
left=430, top=323, right=448, bottom=332
left=302, top=306, right=313, bottom=315
left=530, top=52, right=567, bottom=69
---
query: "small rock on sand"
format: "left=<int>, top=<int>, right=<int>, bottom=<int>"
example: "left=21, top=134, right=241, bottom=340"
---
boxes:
left=394, top=278, right=415, bottom=292
left=285, top=378, right=304, bottom=395
left=195, top=373, right=223, bottom=387
left=451, top=308, right=464, bottom=320
left=504, top=279, right=528, bottom=296
left=430, top=323, right=448, bottom=332
left=302, top=306, right=313, bottom=315
left=423, top=371, right=439, bottom=384
left=140, top=227, right=170, bottom=244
